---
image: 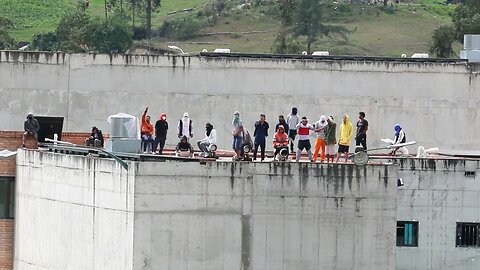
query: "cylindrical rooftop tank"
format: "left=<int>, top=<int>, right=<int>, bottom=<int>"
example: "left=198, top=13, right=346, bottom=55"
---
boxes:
left=464, top=35, right=480, bottom=50
left=107, top=113, right=139, bottom=138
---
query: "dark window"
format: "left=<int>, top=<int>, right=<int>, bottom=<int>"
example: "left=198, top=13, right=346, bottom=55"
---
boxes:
left=397, top=221, right=418, bottom=247
left=456, top=223, right=480, bottom=247
left=0, top=177, right=14, bottom=219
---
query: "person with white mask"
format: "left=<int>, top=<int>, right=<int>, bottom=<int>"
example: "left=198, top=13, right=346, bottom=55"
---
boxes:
left=177, top=112, right=194, bottom=140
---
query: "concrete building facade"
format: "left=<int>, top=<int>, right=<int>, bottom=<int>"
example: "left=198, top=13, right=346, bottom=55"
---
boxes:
left=396, top=158, right=480, bottom=270
left=15, top=149, right=397, bottom=270
left=1, top=51, right=479, bottom=151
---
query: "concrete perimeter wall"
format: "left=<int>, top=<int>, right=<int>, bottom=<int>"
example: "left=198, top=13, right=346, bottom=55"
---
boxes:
left=396, top=158, right=480, bottom=270
left=1, top=51, right=480, bottom=151
left=133, top=161, right=397, bottom=270
left=14, top=149, right=135, bottom=270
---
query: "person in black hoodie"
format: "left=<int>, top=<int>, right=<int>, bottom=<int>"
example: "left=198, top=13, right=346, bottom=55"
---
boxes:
left=154, top=113, right=168, bottom=154
left=275, top=115, right=289, bottom=133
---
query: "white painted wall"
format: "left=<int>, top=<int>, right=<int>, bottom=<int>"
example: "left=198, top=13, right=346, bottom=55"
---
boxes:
left=1, top=51, right=479, bottom=151
left=14, top=149, right=135, bottom=270
left=396, top=158, right=480, bottom=270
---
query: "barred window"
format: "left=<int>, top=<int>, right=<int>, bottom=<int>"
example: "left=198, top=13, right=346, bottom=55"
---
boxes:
left=456, top=223, right=480, bottom=247
left=397, top=221, right=418, bottom=247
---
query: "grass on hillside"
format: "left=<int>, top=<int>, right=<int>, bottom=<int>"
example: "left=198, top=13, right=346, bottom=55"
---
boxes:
left=156, top=2, right=457, bottom=57
left=0, top=0, right=462, bottom=57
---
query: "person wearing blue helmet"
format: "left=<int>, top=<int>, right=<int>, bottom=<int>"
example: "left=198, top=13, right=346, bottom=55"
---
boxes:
left=392, top=124, right=408, bottom=156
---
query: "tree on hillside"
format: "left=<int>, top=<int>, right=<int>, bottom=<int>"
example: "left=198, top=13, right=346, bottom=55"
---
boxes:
left=126, top=0, right=160, bottom=38
left=292, top=0, right=349, bottom=54
left=273, top=0, right=298, bottom=54
left=30, top=4, right=132, bottom=53
left=430, top=0, right=480, bottom=57
left=0, top=16, right=15, bottom=49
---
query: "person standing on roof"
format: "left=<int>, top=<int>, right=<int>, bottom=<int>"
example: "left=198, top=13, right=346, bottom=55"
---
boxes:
left=141, top=107, right=155, bottom=153
left=232, top=111, right=244, bottom=160
left=177, top=112, right=193, bottom=141
left=312, top=115, right=328, bottom=162
left=324, top=116, right=337, bottom=163
left=355, top=112, right=369, bottom=150
left=295, top=116, right=314, bottom=162
left=154, top=113, right=168, bottom=154
left=286, top=107, right=300, bottom=152
left=253, top=113, right=269, bottom=161
left=336, top=114, right=353, bottom=163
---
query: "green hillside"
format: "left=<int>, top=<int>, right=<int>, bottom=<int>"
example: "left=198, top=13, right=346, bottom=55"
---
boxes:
left=0, top=0, right=461, bottom=57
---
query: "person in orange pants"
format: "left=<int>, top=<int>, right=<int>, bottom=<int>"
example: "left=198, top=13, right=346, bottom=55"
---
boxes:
left=313, top=115, right=327, bottom=162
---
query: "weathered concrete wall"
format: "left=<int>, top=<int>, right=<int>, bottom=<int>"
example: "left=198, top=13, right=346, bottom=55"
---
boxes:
left=1, top=51, right=479, bottom=151
left=14, top=149, right=135, bottom=270
left=396, top=158, right=480, bottom=270
left=134, top=161, right=398, bottom=270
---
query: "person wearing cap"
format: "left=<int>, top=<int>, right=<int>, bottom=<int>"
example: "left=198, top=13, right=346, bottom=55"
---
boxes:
left=232, top=111, right=244, bottom=160
left=176, top=135, right=194, bottom=157
left=178, top=112, right=194, bottom=140
left=154, top=113, right=168, bottom=154
left=355, top=112, right=369, bottom=150
left=295, top=116, right=314, bottom=162
left=22, top=112, right=40, bottom=147
left=273, top=125, right=289, bottom=161
left=312, top=115, right=328, bottom=162
left=85, top=126, right=104, bottom=147
left=286, top=107, right=300, bottom=152
left=197, top=123, right=217, bottom=157
left=324, top=116, right=337, bottom=163
left=141, top=107, right=155, bottom=153
left=336, top=114, right=353, bottom=163
left=253, top=114, right=269, bottom=161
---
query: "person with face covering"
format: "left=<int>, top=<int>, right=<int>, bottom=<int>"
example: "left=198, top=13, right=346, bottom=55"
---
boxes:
left=295, top=116, right=314, bottom=162
left=286, top=107, right=300, bottom=152
left=312, top=115, right=328, bottom=162
left=141, top=107, right=155, bottom=153
left=276, top=115, right=289, bottom=133
left=197, top=122, right=217, bottom=157
left=154, top=113, right=168, bottom=154
left=391, top=124, right=408, bottom=156
left=336, top=114, right=353, bottom=163
left=178, top=112, right=194, bottom=140
left=324, top=116, right=337, bottom=163
left=22, top=112, right=40, bottom=147
left=232, top=111, right=244, bottom=160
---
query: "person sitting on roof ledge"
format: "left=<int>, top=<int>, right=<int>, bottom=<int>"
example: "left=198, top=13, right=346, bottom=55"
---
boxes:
left=85, top=126, right=104, bottom=147
left=176, top=135, right=193, bottom=157
left=23, top=112, right=40, bottom=148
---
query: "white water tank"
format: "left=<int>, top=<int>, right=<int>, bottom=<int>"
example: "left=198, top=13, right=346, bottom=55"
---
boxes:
left=107, top=113, right=139, bottom=138
left=460, top=35, right=480, bottom=62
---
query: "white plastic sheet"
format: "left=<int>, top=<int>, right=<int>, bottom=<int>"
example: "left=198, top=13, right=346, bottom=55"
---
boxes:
left=107, top=113, right=140, bottom=139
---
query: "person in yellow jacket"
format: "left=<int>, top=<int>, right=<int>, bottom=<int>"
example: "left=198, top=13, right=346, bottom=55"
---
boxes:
left=336, top=114, right=353, bottom=163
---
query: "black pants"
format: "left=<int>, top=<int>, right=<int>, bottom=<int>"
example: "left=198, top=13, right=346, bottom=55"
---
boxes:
left=254, top=141, right=266, bottom=160
left=154, top=137, right=166, bottom=154
left=355, top=133, right=367, bottom=150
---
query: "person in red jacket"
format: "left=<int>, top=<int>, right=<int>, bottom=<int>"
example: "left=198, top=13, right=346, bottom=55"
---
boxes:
left=273, top=125, right=289, bottom=161
left=141, top=107, right=154, bottom=153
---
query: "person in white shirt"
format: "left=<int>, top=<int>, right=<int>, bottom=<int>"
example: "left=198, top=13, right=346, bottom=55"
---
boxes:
left=286, top=107, right=300, bottom=152
left=178, top=112, right=194, bottom=140
left=197, top=122, right=217, bottom=157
